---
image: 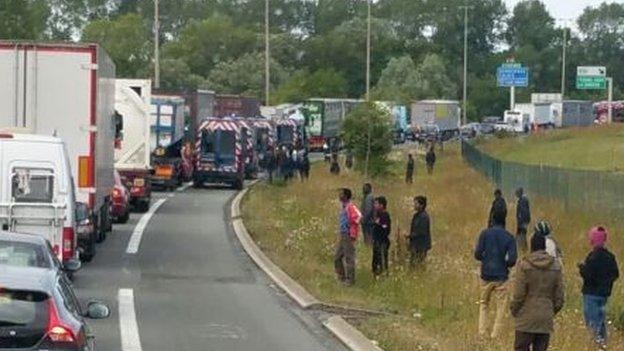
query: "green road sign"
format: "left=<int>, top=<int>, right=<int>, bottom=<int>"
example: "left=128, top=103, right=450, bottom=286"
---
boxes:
left=576, top=76, right=606, bottom=89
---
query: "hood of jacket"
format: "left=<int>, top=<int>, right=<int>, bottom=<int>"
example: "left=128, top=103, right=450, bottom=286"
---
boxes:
left=526, top=250, right=555, bottom=270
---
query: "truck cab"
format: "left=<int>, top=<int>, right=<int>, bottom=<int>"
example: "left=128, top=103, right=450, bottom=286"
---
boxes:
left=504, top=110, right=530, bottom=133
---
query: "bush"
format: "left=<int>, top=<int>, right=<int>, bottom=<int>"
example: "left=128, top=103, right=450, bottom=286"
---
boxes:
left=342, top=101, right=393, bottom=177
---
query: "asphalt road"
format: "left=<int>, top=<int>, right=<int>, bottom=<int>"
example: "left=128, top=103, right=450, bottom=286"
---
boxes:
left=72, top=186, right=347, bottom=351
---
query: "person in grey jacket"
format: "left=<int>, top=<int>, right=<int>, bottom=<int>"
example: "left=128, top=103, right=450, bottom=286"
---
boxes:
left=360, top=183, right=374, bottom=246
left=409, top=196, right=431, bottom=267
left=516, top=187, right=531, bottom=253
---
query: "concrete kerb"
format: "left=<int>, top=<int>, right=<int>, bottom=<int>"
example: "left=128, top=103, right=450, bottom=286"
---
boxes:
left=230, top=183, right=385, bottom=351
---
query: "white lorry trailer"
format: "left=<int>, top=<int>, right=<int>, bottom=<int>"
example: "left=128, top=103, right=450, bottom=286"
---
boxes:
left=411, top=100, right=461, bottom=140
left=0, top=42, right=117, bottom=243
left=115, top=79, right=152, bottom=211
left=515, top=102, right=554, bottom=128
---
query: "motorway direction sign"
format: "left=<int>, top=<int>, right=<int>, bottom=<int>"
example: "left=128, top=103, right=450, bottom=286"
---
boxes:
left=577, top=66, right=607, bottom=90
left=497, top=65, right=529, bottom=87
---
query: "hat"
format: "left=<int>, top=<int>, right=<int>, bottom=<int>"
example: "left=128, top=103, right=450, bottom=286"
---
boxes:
left=588, top=226, right=608, bottom=248
left=534, top=221, right=551, bottom=237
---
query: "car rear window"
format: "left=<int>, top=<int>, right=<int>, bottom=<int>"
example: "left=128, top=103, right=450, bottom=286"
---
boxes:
left=0, top=241, right=50, bottom=269
left=0, top=289, right=49, bottom=348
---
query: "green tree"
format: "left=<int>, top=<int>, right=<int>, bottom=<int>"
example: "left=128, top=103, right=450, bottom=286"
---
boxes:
left=273, top=68, right=348, bottom=104
left=82, top=13, right=151, bottom=77
left=372, top=55, right=418, bottom=104
left=0, top=0, right=49, bottom=40
left=342, top=102, right=393, bottom=177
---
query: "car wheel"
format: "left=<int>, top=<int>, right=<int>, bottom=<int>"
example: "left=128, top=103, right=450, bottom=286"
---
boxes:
left=119, top=210, right=130, bottom=224
left=138, top=199, right=150, bottom=213
left=81, top=234, right=96, bottom=263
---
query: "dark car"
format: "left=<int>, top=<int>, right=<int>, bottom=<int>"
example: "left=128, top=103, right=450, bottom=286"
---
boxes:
left=75, top=203, right=96, bottom=263
left=0, top=265, right=109, bottom=350
left=0, top=231, right=81, bottom=275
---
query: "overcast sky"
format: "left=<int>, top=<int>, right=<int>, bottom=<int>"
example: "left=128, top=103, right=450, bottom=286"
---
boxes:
left=504, top=0, right=619, bottom=22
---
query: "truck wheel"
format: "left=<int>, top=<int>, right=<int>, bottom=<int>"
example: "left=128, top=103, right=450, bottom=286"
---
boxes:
left=119, top=210, right=130, bottom=224
left=138, top=199, right=150, bottom=213
left=193, top=179, right=203, bottom=189
left=81, top=233, right=96, bottom=263
left=234, top=179, right=244, bottom=190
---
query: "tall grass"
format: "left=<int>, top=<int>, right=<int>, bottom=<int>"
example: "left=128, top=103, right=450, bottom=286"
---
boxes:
left=242, top=144, right=624, bottom=351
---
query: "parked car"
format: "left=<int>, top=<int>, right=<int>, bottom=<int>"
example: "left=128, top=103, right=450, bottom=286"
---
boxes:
left=0, top=265, right=110, bottom=350
left=110, top=171, right=130, bottom=224
left=76, top=202, right=96, bottom=263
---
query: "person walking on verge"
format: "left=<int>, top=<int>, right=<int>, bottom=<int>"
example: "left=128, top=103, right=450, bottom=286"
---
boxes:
left=510, top=235, right=565, bottom=351
left=489, top=189, right=508, bottom=228
left=406, top=154, right=415, bottom=184
left=361, top=183, right=375, bottom=246
left=474, top=208, right=517, bottom=339
left=334, top=188, right=361, bottom=286
left=425, top=146, right=436, bottom=175
left=409, top=196, right=431, bottom=268
left=300, top=152, right=310, bottom=181
left=372, top=196, right=391, bottom=276
left=330, top=152, right=340, bottom=175
left=579, top=226, right=619, bottom=349
left=516, top=188, right=531, bottom=254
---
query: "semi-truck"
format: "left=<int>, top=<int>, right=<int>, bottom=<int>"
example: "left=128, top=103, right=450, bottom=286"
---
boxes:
left=410, top=100, right=461, bottom=140
left=0, top=41, right=117, bottom=251
left=214, top=94, right=261, bottom=118
left=114, top=79, right=152, bottom=211
left=302, top=98, right=363, bottom=151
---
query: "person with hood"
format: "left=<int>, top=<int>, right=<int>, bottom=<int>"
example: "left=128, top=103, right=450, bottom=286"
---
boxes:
left=516, top=187, right=531, bottom=253
left=425, top=146, right=436, bottom=175
left=409, top=196, right=431, bottom=267
left=361, top=183, right=375, bottom=246
left=406, top=154, right=415, bottom=184
left=334, top=188, right=362, bottom=286
left=510, top=235, right=565, bottom=351
left=533, top=221, right=562, bottom=263
left=372, top=196, right=391, bottom=276
left=474, top=208, right=517, bottom=339
left=488, top=189, right=508, bottom=228
left=578, top=226, right=619, bottom=348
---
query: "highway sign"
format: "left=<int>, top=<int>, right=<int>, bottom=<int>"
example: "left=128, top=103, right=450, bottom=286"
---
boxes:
left=497, top=66, right=529, bottom=87
left=577, top=66, right=607, bottom=90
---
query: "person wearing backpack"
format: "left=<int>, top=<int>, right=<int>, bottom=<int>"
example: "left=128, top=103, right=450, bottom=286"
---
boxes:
left=334, top=188, right=362, bottom=286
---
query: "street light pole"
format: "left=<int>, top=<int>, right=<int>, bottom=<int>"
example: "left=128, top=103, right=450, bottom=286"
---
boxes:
left=460, top=5, right=471, bottom=125
left=154, top=0, right=160, bottom=89
left=364, top=0, right=372, bottom=177
left=265, top=0, right=270, bottom=106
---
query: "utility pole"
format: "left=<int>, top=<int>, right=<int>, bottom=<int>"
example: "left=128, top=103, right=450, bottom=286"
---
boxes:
left=265, top=0, right=270, bottom=106
left=607, top=77, right=613, bottom=124
left=154, top=0, right=160, bottom=89
left=558, top=19, right=571, bottom=99
left=364, top=0, right=372, bottom=177
left=460, top=5, right=472, bottom=125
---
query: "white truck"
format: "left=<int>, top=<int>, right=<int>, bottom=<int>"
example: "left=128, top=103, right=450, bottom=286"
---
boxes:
left=515, top=102, right=554, bottom=129
left=115, top=79, right=152, bottom=211
left=411, top=100, right=461, bottom=140
left=503, top=110, right=530, bottom=133
left=0, top=41, right=117, bottom=246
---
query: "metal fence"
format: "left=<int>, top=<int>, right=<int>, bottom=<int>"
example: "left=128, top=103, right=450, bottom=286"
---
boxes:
left=461, top=140, right=624, bottom=214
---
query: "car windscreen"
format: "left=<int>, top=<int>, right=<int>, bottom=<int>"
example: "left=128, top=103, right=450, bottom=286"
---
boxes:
left=217, top=130, right=236, bottom=155
left=201, top=131, right=216, bottom=154
left=0, top=289, right=49, bottom=348
left=277, top=126, right=293, bottom=143
left=11, top=168, right=54, bottom=203
left=0, top=240, right=50, bottom=268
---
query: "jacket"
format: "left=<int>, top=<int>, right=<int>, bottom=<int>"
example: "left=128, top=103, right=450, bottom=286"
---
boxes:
left=488, top=197, right=507, bottom=228
left=516, top=196, right=531, bottom=228
left=474, top=225, right=517, bottom=281
left=425, top=151, right=436, bottom=165
left=339, top=201, right=362, bottom=239
left=361, top=193, right=375, bottom=226
left=409, top=210, right=431, bottom=250
left=579, top=247, right=619, bottom=297
left=373, top=211, right=391, bottom=243
left=510, top=251, right=565, bottom=334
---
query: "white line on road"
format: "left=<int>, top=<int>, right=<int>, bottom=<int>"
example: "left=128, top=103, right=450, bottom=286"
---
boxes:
left=176, top=182, right=192, bottom=192
left=118, top=289, right=142, bottom=351
left=126, top=199, right=167, bottom=254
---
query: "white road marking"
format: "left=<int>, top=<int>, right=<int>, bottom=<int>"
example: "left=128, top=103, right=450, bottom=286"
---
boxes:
left=126, top=199, right=167, bottom=254
left=118, top=289, right=142, bottom=351
left=176, top=182, right=192, bottom=192
left=167, top=193, right=175, bottom=198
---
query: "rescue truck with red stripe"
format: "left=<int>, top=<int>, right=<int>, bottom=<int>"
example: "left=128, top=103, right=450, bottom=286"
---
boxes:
left=194, top=118, right=246, bottom=189
left=276, top=118, right=304, bottom=148
left=0, top=42, right=118, bottom=262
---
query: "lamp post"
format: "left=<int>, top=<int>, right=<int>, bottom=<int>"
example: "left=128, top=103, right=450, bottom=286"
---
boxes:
left=558, top=18, right=572, bottom=99
left=364, top=0, right=372, bottom=177
left=459, top=5, right=472, bottom=125
left=265, top=0, right=270, bottom=106
left=154, top=0, right=160, bottom=89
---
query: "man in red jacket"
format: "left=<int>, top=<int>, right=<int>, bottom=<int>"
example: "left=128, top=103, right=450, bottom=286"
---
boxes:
left=334, top=188, right=362, bottom=286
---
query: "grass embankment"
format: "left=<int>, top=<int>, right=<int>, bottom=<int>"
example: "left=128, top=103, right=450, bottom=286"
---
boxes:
left=478, top=124, right=624, bottom=171
left=242, top=144, right=624, bottom=351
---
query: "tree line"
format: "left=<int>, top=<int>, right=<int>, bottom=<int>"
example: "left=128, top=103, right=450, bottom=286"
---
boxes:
left=1, top=0, right=623, bottom=120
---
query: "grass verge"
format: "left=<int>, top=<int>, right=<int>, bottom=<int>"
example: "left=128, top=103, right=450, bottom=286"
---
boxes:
left=242, top=143, right=624, bottom=351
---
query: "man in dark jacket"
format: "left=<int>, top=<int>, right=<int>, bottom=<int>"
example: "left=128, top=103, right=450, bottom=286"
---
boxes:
left=360, top=183, right=374, bottom=246
left=510, top=235, right=564, bottom=351
left=579, top=226, right=619, bottom=348
left=425, top=147, right=436, bottom=174
left=405, top=154, right=415, bottom=184
left=409, top=196, right=431, bottom=267
left=488, top=189, right=508, bottom=228
left=474, top=208, right=517, bottom=339
left=372, top=196, right=391, bottom=276
left=515, top=187, right=531, bottom=253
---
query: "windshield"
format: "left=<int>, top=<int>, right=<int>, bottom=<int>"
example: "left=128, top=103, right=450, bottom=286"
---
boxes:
left=277, top=126, right=293, bottom=144
left=11, top=168, right=54, bottom=203
left=0, top=241, right=50, bottom=269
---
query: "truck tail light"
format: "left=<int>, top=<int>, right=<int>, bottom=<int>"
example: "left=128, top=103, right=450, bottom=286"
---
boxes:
left=62, top=227, right=75, bottom=261
left=112, top=187, right=122, bottom=199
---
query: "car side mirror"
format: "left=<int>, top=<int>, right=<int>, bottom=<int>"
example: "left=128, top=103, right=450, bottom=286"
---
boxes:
left=63, top=258, right=82, bottom=272
left=85, top=301, right=110, bottom=319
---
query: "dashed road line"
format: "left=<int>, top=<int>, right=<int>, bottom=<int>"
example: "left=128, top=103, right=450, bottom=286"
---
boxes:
left=126, top=199, right=167, bottom=254
left=118, top=289, right=142, bottom=351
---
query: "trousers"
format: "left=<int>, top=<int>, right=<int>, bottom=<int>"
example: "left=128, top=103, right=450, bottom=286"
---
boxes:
left=334, top=235, right=356, bottom=284
left=479, top=280, right=509, bottom=339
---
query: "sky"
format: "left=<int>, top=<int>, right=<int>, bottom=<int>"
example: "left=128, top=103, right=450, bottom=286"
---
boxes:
left=505, top=0, right=619, bottom=23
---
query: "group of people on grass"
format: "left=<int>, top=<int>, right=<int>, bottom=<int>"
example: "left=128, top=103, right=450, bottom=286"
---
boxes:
left=263, top=145, right=310, bottom=182
left=333, top=182, right=619, bottom=350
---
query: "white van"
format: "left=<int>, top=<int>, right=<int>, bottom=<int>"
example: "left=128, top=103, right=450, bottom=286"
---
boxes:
left=0, top=133, right=77, bottom=263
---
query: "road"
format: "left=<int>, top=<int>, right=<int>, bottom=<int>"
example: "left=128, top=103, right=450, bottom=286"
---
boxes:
left=72, top=186, right=347, bottom=351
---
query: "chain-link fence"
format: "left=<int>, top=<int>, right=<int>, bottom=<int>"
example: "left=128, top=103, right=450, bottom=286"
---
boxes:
left=462, top=140, right=624, bottom=214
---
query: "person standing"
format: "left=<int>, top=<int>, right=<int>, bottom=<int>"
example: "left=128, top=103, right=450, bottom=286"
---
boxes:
left=405, top=154, right=415, bottom=184
left=333, top=188, right=361, bottom=286
left=372, top=196, right=391, bottom=276
left=300, top=152, right=310, bottom=181
left=533, top=220, right=562, bottom=263
left=474, top=208, right=517, bottom=339
left=330, top=152, right=340, bottom=175
left=425, top=146, right=436, bottom=175
left=516, top=187, right=531, bottom=253
left=266, top=147, right=276, bottom=183
left=409, top=196, right=431, bottom=267
left=578, top=226, right=619, bottom=348
left=345, top=149, right=354, bottom=169
left=510, top=235, right=565, bottom=351
left=360, top=183, right=375, bottom=246
left=488, top=189, right=508, bottom=228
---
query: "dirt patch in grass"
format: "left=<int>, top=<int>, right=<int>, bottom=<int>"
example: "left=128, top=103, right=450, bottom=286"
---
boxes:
left=242, top=143, right=624, bottom=351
